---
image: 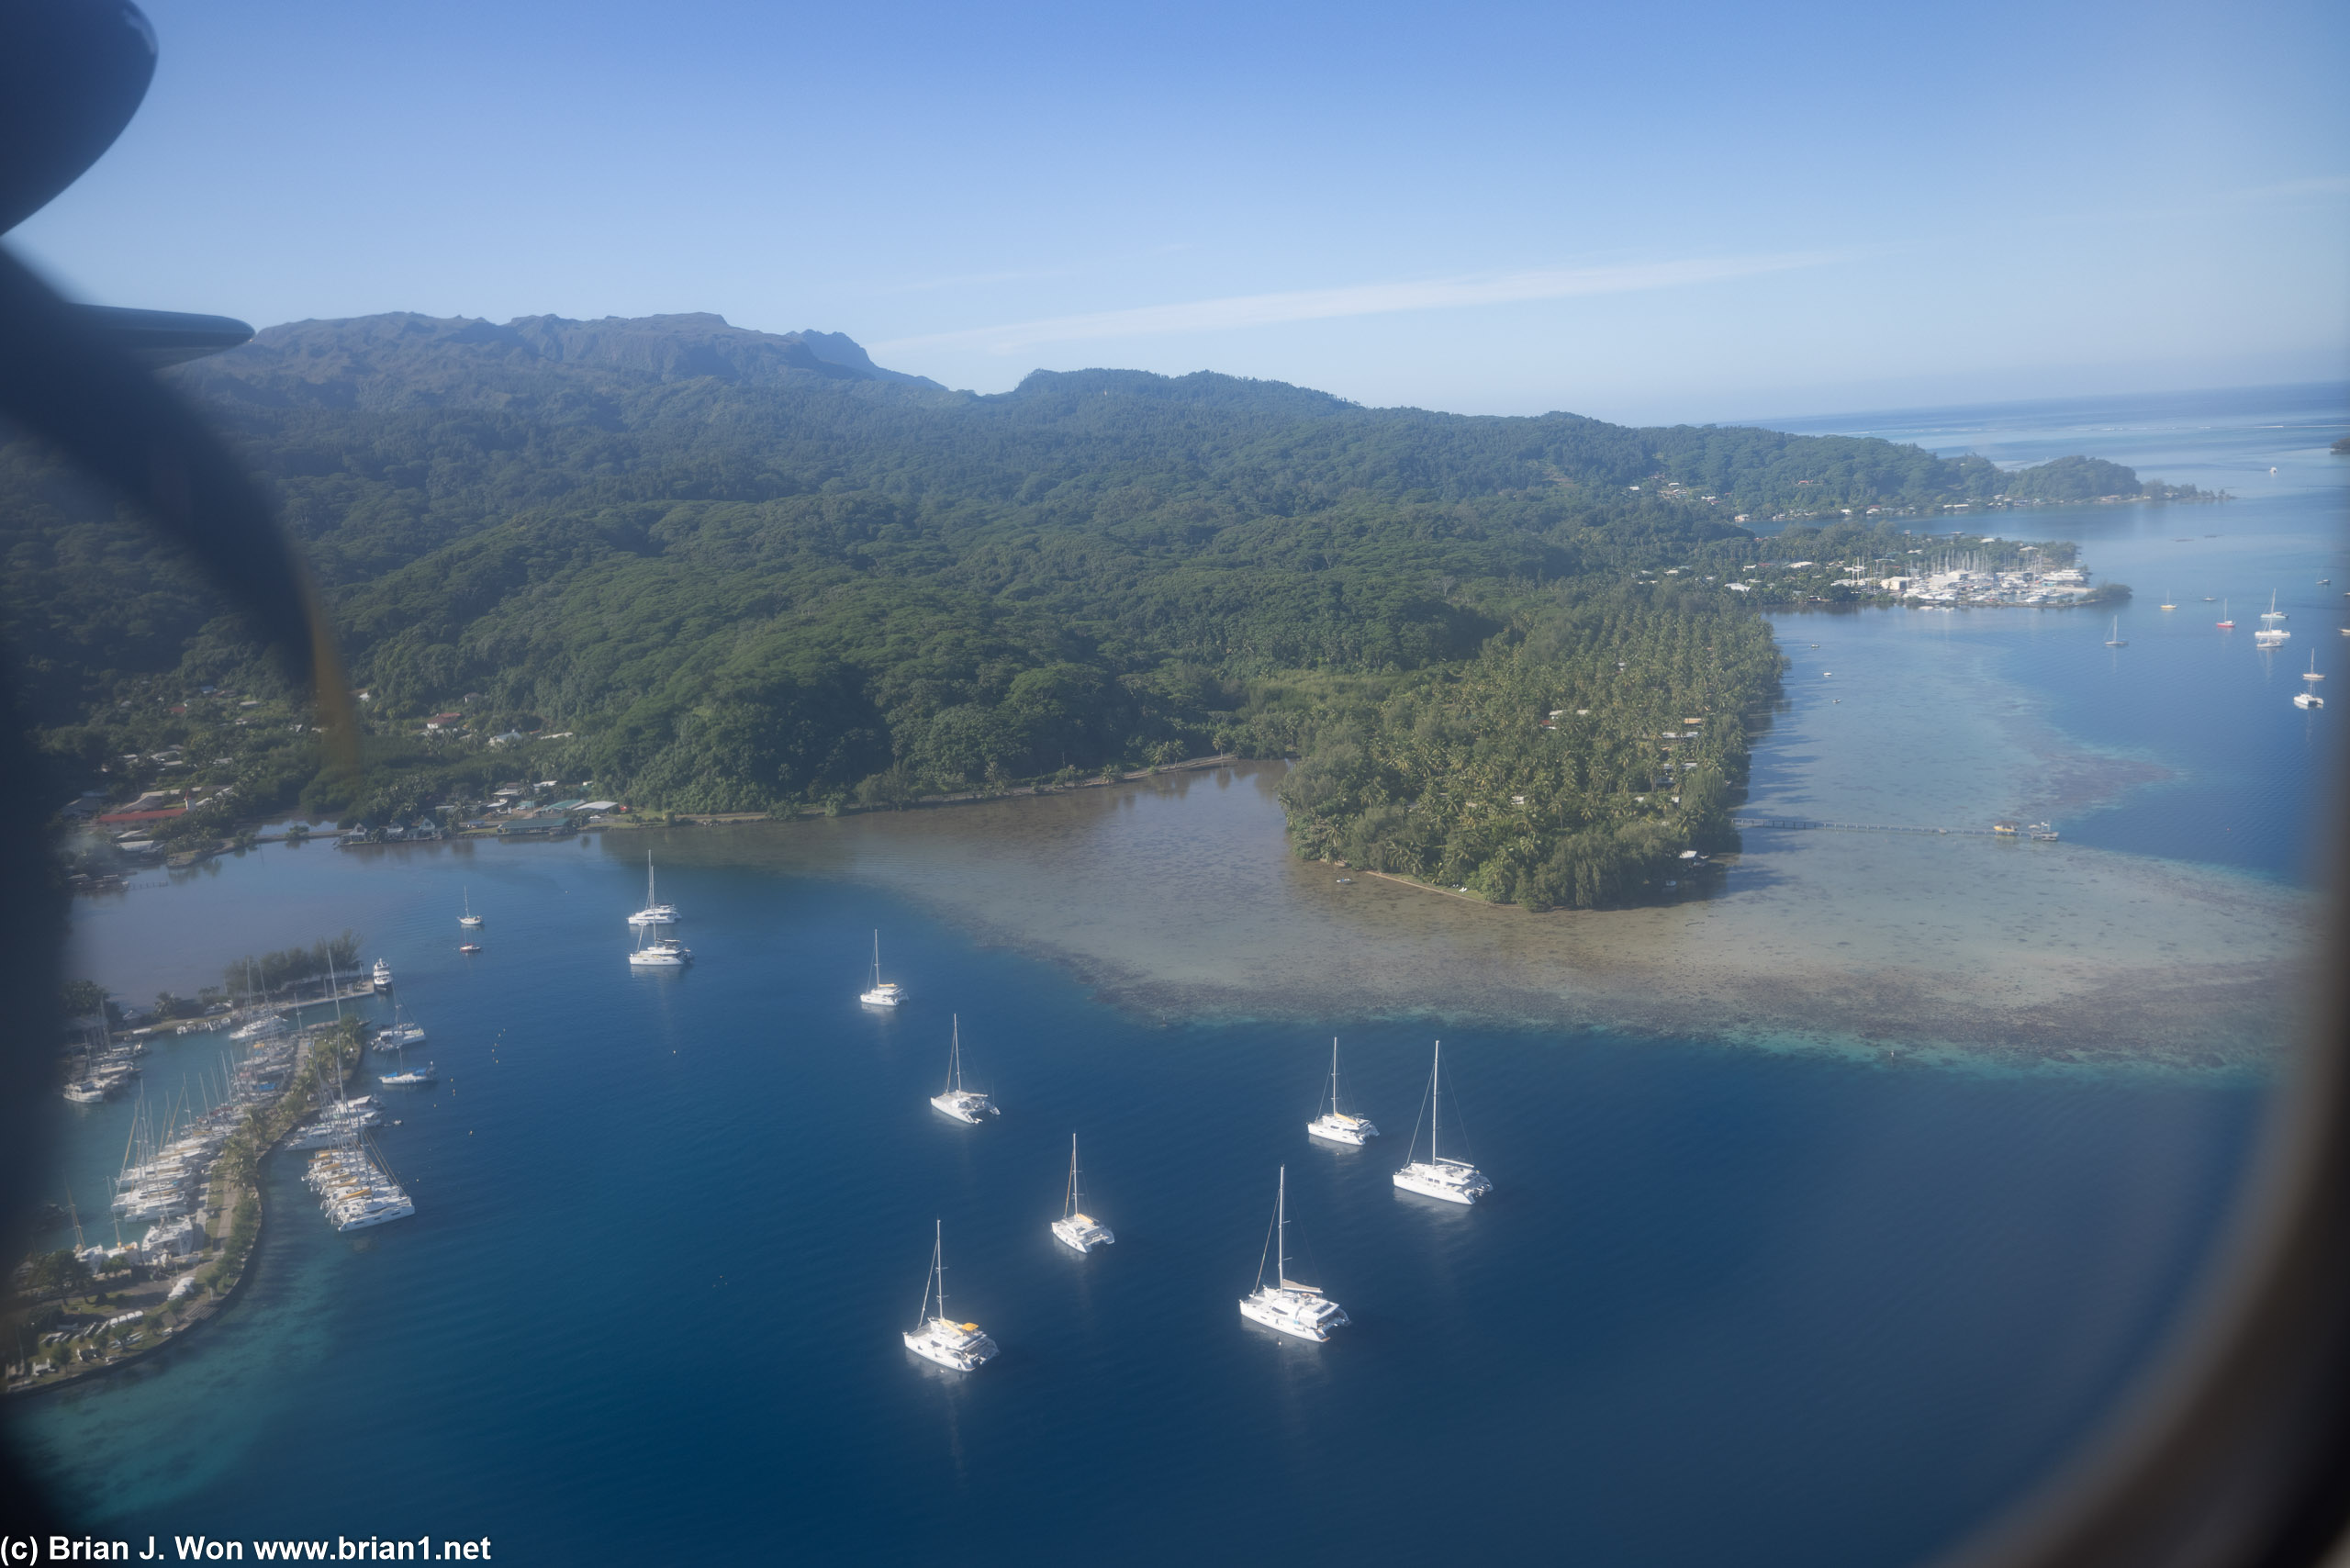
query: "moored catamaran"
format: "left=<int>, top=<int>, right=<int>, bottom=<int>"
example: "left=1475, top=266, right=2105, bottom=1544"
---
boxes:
left=929, top=1015, right=997, bottom=1123
left=1393, top=1040, right=1493, bottom=1205
left=1238, top=1165, right=1348, bottom=1342
left=902, top=1221, right=997, bottom=1372
left=859, top=929, right=903, bottom=1008
left=1050, top=1135, right=1114, bottom=1253
left=1306, top=1037, right=1379, bottom=1147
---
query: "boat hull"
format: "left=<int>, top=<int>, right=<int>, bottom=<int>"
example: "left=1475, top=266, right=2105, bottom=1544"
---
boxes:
left=1051, top=1217, right=1114, bottom=1253
left=930, top=1094, right=994, bottom=1123
left=1237, top=1294, right=1344, bottom=1341
left=1306, top=1116, right=1377, bottom=1146
left=902, top=1327, right=997, bottom=1371
left=334, top=1199, right=414, bottom=1232
left=1393, top=1163, right=1491, bottom=1205
left=859, top=990, right=901, bottom=1007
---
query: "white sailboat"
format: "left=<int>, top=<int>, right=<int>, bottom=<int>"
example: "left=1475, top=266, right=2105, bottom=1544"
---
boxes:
left=375, top=1002, right=426, bottom=1050
left=2104, top=615, right=2126, bottom=647
left=377, top=1038, right=437, bottom=1088
left=902, top=1221, right=998, bottom=1372
left=459, top=887, right=484, bottom=929
left=859, top=930, right=904, bottom=1008
left=1237, top=1165, right=1348, bottom=1342
left=627, top=924, right=692, bottom=968
left=1393, top=1040, right=1493, bottom=1205
left=2304, top=653, right=2325, bottom=684
left=1306, top=1038, right=1380, bottom=1146
left=929, top=1015, right=997, bottom=1123
left=627, top=855, right=679, bottom=926
left=1050, top=1135, right=1114, bottom=1253
left=2295, top=690, right=2324, bottom=710
left=2261, top=590, right=2287, bottom=623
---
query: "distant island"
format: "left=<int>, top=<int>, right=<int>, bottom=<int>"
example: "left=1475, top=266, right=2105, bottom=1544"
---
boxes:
left=0, top=313, right=2210, bottom=910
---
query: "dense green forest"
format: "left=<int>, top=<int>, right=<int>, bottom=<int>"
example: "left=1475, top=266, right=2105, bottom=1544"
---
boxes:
left=1279, top=586, right=1781, bottom=907
left=0, top=312, right=2179, bottom=905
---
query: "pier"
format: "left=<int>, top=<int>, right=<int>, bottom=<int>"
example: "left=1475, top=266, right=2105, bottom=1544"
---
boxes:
left=1734, top=816, right=2056, bottom=840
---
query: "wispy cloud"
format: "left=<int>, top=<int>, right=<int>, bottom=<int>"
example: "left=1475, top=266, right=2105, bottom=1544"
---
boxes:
left=874, top=252, right=1843, bottom=355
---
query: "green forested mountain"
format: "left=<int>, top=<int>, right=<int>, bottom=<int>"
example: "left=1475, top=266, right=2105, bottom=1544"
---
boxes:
left=0, top=313, right=2165, bottom=903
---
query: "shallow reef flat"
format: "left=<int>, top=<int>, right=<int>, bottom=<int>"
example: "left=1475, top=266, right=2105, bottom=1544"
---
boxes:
left=666, top=763, right=2312, bottom=1075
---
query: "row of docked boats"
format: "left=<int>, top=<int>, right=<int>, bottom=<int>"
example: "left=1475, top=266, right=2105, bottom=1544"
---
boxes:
left=304, top=1139, right=415, bottom=1232
left=84, top=1035, right=311, bottom=1269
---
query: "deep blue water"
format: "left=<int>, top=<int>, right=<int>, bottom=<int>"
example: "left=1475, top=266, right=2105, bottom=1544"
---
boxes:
left=8, top=384, right=2337, bottom=1566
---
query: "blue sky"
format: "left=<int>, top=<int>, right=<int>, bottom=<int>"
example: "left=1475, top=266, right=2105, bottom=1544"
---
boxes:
left=13, top=0, right=2347, bottom=421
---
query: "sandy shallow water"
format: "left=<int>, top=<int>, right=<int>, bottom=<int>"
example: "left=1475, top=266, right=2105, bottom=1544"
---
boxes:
left=653, top=756, right=2311, bottom=1073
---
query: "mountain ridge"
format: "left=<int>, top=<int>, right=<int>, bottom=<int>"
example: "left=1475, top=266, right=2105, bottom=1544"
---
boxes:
left=179, top=311, right=947, bottom=411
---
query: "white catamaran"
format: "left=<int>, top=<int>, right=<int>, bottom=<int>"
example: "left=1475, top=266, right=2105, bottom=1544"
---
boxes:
left=1306, top=1037, right=1379, bottom=1146
left=1393, top=1040, right=1493, bottom=1205
left=1237, top=1165, right=1348, bottom=1342
left=930, top=1014, right=997, bottom=1123
left=859, top=930, right=904, bottom=1008
left=628, top=925, right=692, bottom=969
left=375, top=1002, right=426, bottom=1051
left=1050, top=1135, right=1114, bottom=1253
left=902, top=1221, right=998, bottom=1372
left=627, top=854, right=679, bottom=927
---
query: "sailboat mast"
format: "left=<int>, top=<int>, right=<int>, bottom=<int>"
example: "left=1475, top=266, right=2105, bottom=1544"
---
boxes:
left=872, top=929, right=881, bottom=988
left=1430, top=1040, right=1441, bottom=1165
left=1277, top=1164, right=1287, bottom=1285
left=934, top=1221, right=946, bottom=1324
left=1329, top=1038, right=1339, bottom=1115
left=947, top=1015, right=959, bottom=1092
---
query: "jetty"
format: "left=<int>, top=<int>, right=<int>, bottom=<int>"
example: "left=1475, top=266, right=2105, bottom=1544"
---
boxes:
left=1735, top=816, right=2058, bottom=840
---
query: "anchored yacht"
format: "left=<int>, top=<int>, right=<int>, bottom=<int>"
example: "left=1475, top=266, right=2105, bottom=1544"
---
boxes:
left=930, top=1015, right=997, bottom=1123
left=1238, top=1166, right=1348, bottom=1342
left=859, top=930, right=904, bottom=1008
left=2255, top=627, right=2289, bottom=647
left=2295, top=690, right=2324, bottom=711
left=2262, top=591, right=2287, bottom=623
left=1050, top=1135, right=1114, bottom=1253
left=902, top=1221, right=998, bottom=1372
left=459, top=888, right=484, bottom=929
left=2304, top=653, right=2325, bottom=684
left=627, top=855, right=679, bottom=926
left=378, top=1035, right=437, bottom=1086
left=628, top=928, right=692, bottom=968
left=1393, top=1040, right=1493, bottom=1205
left=372, top=958, right=393, bottom=991
left=1306, top=1038, right=1379, bottom=1146
left=375, top=1004, right=426, bottom=1050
